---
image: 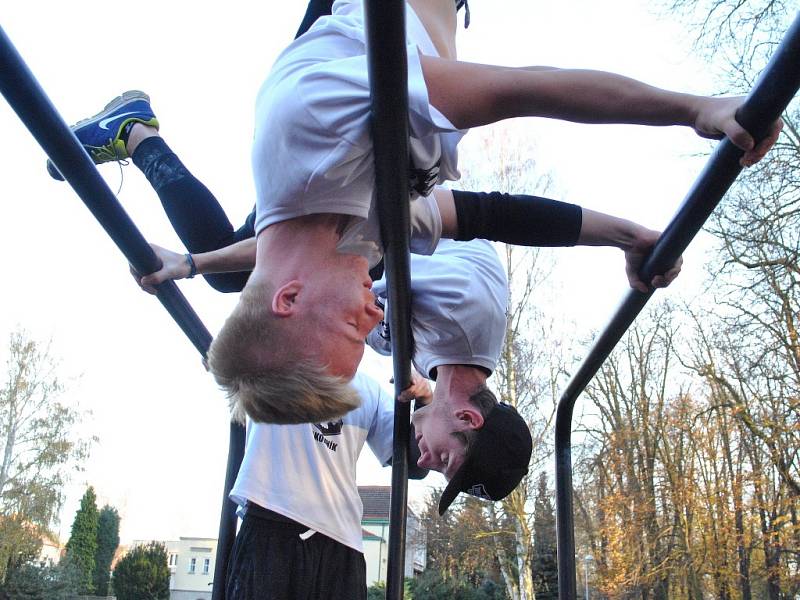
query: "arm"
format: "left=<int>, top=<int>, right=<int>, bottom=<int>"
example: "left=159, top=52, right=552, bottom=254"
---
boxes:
left=134, top=238, right=257, bottom=293
left=578, top=208, right=681, bottom=292
left=420, top=56, right=782, bottom=166
left=436, top=188, right=680, bottom=291
left=397, top=369, right=434, bottom=480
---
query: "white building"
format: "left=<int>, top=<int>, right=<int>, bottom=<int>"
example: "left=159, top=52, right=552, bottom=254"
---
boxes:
left=152, top=537, right=216, bottom=600
left=358, top=486, right=427, bottom=587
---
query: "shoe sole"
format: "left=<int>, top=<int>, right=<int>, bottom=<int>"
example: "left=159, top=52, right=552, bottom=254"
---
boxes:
left=46, top=90, right=151, bottom=181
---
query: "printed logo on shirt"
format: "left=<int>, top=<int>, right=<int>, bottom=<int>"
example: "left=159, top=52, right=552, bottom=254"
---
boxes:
left=312, top=420, right=343, bottom=453
left=408, top=159, right=440, bottom=199
left=314, top=420, right=343, bottom=436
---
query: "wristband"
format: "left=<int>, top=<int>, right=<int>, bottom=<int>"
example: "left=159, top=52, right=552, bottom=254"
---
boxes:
left=185, top=253, right=197, bottom=279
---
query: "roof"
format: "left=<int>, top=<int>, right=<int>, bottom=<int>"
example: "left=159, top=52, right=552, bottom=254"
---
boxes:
left=359, top=486, right=392, bottom=520
left=359, top=485, right=419, bottom=521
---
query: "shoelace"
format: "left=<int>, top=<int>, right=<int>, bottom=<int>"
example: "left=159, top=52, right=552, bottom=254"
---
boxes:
left=88, top=140, right=128, bottom=195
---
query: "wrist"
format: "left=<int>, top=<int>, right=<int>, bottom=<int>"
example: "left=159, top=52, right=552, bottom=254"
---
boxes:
left=184, top=253, right=198, bottom=279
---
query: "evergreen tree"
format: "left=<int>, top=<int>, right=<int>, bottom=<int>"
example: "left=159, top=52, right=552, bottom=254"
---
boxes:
left=111, top=541, right=170, bottom=600
left=532, top=472, right=558, bottom=600
left=93, top=505, right=120, bottom=596
left=64, top=486, right=99, bottom=594
left=1, top=557, right=82, bottom=600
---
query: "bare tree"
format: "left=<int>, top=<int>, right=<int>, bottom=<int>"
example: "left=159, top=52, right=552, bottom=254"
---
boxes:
left=459, top=125, right=563, bottom=600
left=0, top=330, right=91, bottom=583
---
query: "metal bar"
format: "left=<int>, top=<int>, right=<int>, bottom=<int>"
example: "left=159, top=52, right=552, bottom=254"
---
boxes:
left=0, top=26, right=244, bottom=600
left=0, top=27, right=211, bottom=356
left=364, top=0, right=413, bottom=598
left=555, top=12, right=800, bottom=599
left=211, top=422, right=246, bottom=600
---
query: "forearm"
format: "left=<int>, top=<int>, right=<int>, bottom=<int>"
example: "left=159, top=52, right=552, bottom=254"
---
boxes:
left=577, top=208, right=647, bottom=251
left=192, top=238, right=257, bottom=275
left=497, top=68, right=700, bottom=127
left=423, top=56, right=702, bottom=130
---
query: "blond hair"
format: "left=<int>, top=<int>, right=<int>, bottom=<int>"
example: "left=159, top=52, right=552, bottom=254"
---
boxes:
left=208, top=281, right=361, bottom=424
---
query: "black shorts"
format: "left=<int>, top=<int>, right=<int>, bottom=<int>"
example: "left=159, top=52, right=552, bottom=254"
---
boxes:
left=226, top=504, right=367, bottom=600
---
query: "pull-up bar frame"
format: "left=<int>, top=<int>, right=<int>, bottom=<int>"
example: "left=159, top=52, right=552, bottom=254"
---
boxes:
left=554, top=12, right=800, bottom=599
left=0, top=26, right=243, bottom=600
left=364, top=0, right=415, bottom=598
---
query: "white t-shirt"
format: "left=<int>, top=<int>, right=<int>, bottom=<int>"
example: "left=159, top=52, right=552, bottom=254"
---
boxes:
left=252, top=0, right=466, bottom=266
left=229, top=372, right=394, bottom=552
left=371, top=239, right=508, bottom=377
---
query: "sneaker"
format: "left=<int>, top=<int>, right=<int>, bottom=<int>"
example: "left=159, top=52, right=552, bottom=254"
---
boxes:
left=46, top=90, right=159, bottom=181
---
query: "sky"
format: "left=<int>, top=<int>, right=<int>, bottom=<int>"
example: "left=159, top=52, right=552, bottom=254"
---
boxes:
left=0, top=0, right=727, bottom=545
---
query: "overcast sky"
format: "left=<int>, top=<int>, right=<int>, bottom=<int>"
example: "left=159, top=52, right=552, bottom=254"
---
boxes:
left=0, top=0, right=726, bottom=545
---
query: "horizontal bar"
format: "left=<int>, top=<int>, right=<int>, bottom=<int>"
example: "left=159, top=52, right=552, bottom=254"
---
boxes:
left=555, top=11, right=800, bottom=600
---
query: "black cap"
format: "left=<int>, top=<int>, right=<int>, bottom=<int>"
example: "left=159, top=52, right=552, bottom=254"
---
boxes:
left=438, top=402, right=532, bottom=515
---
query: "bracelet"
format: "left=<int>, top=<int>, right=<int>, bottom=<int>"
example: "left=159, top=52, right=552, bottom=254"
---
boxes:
left=185, top=253, right=197, bottom=279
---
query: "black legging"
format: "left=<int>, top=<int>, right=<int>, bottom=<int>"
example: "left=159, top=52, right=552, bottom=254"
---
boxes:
left=129, top=0, right=335, bottom=292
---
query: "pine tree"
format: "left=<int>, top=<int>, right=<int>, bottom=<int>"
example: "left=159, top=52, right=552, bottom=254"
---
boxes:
left=64, top=486, right=99, bottom=594
left=112, top=542, right=170, bottom=600
left=532, top=472, right=558, bottom=600
left=93, top=505, right=120, bottom=596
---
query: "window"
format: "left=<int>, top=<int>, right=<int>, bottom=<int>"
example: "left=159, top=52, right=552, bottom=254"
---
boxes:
left=189, top=558, right=196, bottom=574
left=169, top=553, right=178, bottom=567
left=203, top=558, right=210, bottom=574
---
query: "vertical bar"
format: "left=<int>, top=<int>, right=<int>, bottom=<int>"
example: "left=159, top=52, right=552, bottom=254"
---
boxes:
left=0, top=27, right=244, bottom=600
left=554, top=12, right=800, bottom=599
left=363, top=0, right=413, bottom=598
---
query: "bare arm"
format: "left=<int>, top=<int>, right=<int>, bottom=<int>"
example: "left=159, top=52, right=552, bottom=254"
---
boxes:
left=435, top=188, right=680, bottom=291
left=420, top=56, right=782, bottom=166
left=578, top=208, right=681, bottom=292
left=134, top=238, right=257, bottom=293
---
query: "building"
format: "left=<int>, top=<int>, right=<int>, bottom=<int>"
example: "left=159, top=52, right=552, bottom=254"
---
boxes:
left=359, top=486, right=427, bottom=587
left=133, top=537, right=216, bottom=600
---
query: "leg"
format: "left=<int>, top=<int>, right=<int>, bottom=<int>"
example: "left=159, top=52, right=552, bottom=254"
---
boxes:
left=128, top=127, right=252, bottom=292
left=225, top=512, right=317, bottom=600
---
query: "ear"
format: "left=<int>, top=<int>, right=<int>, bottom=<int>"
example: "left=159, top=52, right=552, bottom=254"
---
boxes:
left=271, top=280, right=303, bottom=317
left=454, top=407, right=484, bottom=430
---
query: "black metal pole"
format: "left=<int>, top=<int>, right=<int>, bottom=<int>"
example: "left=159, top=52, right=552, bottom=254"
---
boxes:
left=0, top=27, right=211, bottom=356
left=554, top=12, right=800, bottom=599
left=364, top=0, right=413, bottom=598
left=0, top=26, right=244, bottom=600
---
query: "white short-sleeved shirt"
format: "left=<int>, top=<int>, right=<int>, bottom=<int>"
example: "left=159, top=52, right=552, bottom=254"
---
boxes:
left=252, top=0, right=467, bottom=266
left=229, top=372, right=394, bottom=552
left=371, top=239, right=508, bottom=378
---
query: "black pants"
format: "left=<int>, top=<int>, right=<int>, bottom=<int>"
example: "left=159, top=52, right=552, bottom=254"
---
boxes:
left=226, top=506, right=367, bottom=600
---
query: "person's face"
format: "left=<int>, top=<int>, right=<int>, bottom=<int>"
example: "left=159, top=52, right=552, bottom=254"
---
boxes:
left=302, top=253, right=384, bottom=379
left=411, top=393, right=470, bottom=478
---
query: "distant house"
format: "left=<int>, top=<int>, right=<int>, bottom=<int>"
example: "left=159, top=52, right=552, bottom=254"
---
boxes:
left=359, top=486, right=426, bottom=586
left=134, top=537, right=216, bottom=600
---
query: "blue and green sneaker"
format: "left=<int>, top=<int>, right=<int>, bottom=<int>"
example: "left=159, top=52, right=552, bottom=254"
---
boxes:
left=46, top=90, right=159, bottom=181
